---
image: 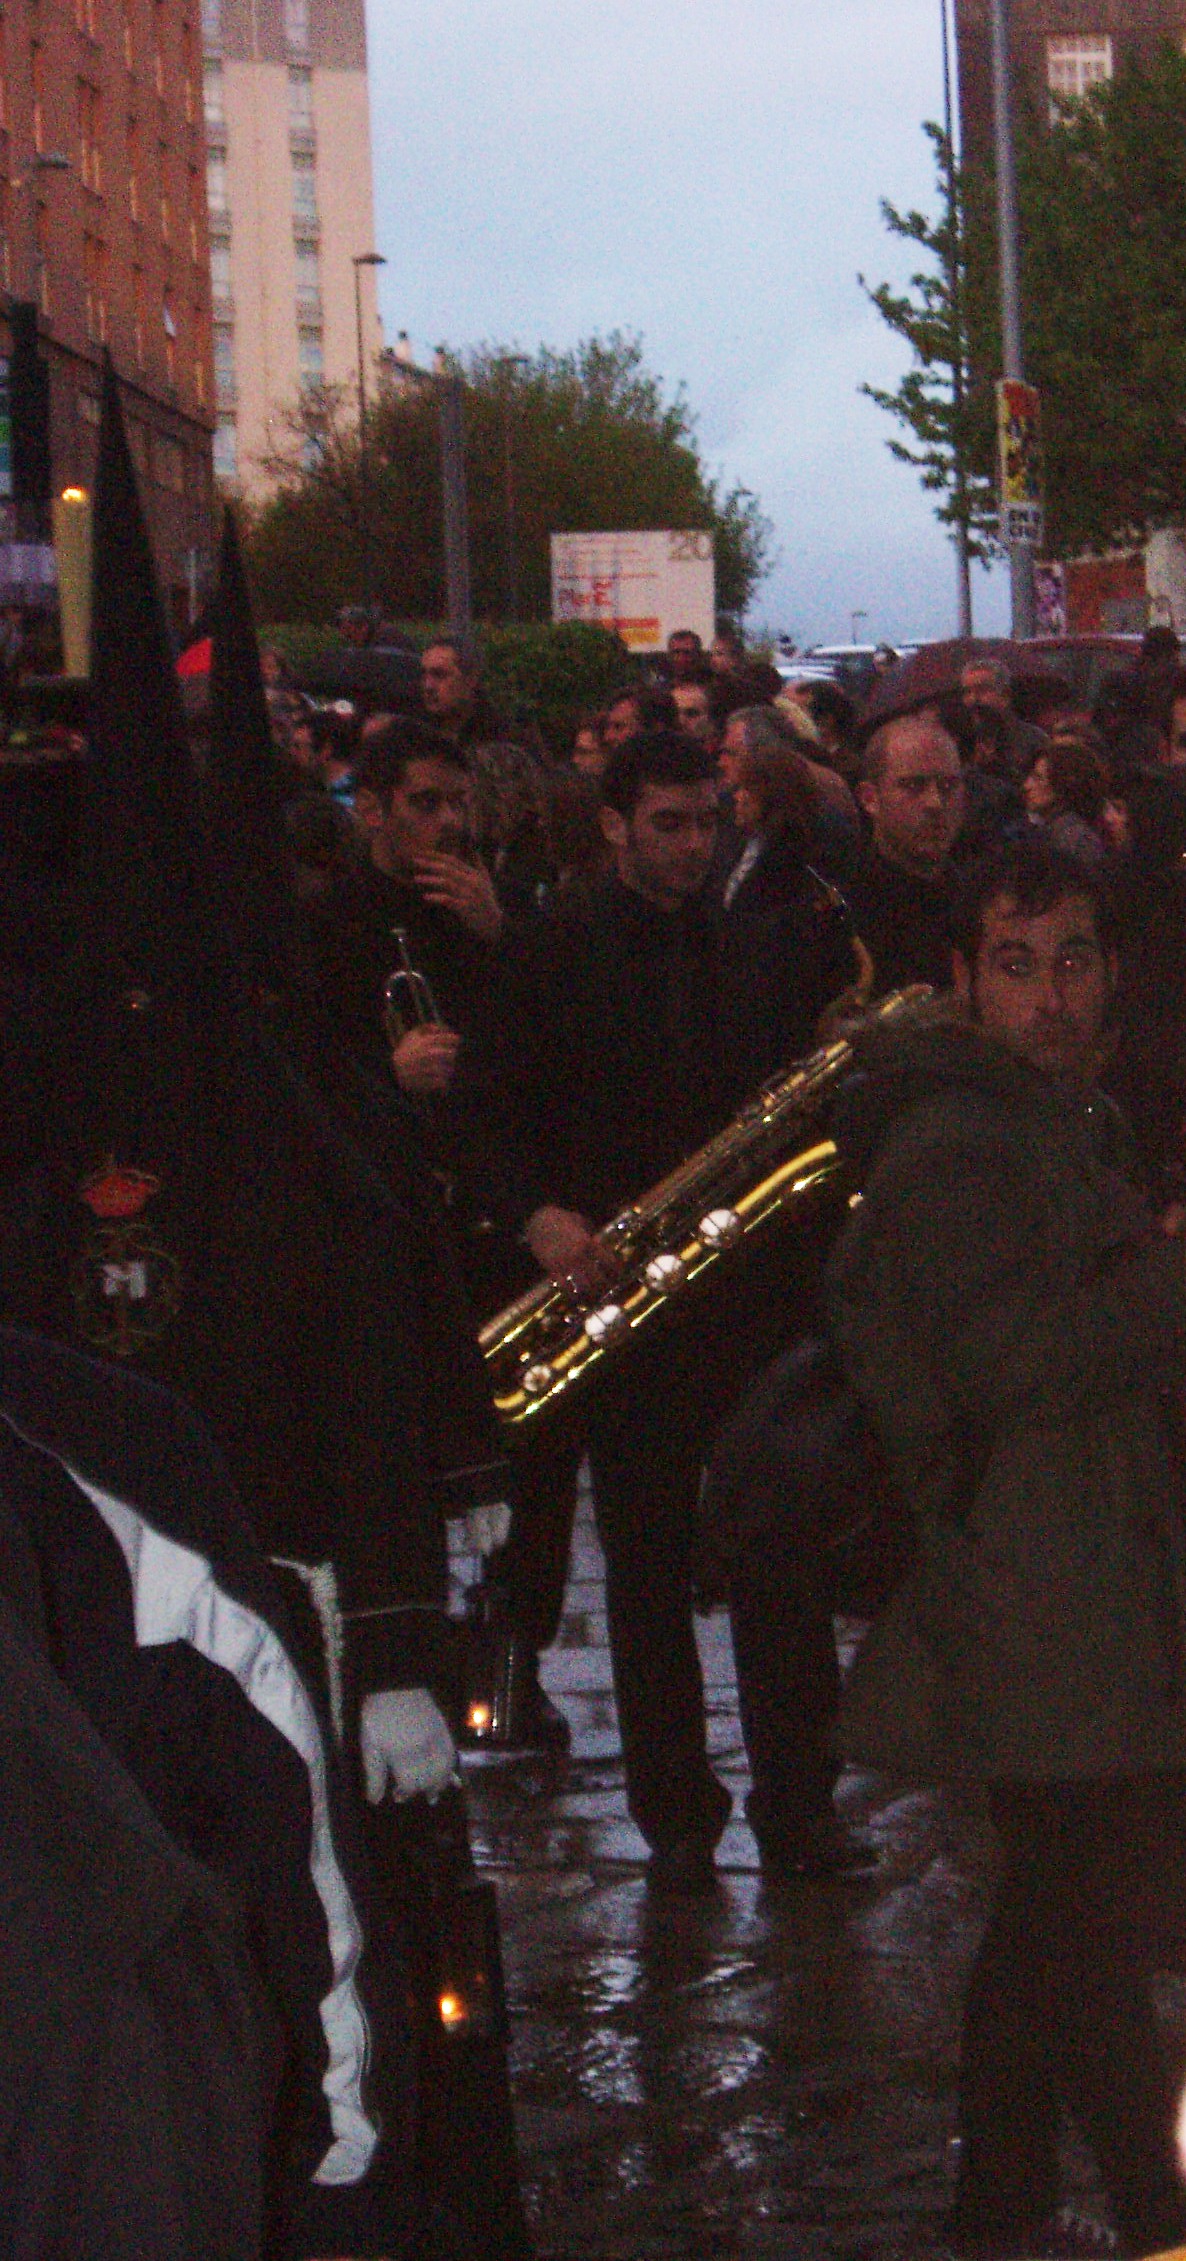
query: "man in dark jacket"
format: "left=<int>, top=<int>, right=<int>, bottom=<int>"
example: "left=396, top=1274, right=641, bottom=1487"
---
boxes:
left=846, top=711, right=965, bottom=993
left=461, top=730, right=841, bottom=1889
left=828, top=836, right=1186, bottom=2256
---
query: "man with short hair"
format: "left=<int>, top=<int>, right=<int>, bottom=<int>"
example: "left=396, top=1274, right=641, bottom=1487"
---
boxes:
left=420, top=635, right=509, bottom=755
left=846, top=710, right=966, bottom=992
left=602, top=683, right=678, bottom=751
left=461, top=732, right=746, bottom=1890
left=671, top=677, right=716, bottom=749
left=665, top=627, right=705, bottom=684
left=829, top=837, right=1186, bottom=2258
left=959, top=654, right=1046, bottom=772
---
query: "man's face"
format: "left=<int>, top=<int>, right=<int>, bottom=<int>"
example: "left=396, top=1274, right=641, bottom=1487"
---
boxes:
left=421, top=644, right=474, bottom=726
left=860, top=721, right=965, bottom=876
left=673, top=682, right=713, bottom=746
left=601, top=779, right=719, bottom=909
left=358, top=756, right=470, bottom=873
left=603, top=695, right=642, bottom=751
left=667, top=633, right=701, bottom=683
left=955, top=891, right=1113, bottom=1081
left=1168, top=695, right=1186, bottom=769
left=960, top=664, right=1009, bottom=725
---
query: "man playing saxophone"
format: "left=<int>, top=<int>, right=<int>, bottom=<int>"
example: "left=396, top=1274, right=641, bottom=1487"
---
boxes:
left=457, top=727, right=857, bottom=1892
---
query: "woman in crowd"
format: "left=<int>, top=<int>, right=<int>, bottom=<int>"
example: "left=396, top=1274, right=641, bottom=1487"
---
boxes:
left=1021, top=736, right=1108, bottom=867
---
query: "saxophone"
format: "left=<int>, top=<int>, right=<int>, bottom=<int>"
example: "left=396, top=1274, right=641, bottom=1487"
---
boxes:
left=480, top=984, right=933, bottom=1426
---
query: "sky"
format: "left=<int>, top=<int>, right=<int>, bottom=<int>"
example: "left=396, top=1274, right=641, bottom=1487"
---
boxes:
left=363, top=0, right=1012, bottom=650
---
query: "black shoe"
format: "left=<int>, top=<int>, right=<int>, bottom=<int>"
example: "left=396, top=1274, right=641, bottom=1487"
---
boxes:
left=513, top=1684, right=571, bottom=1755
left=755, top=1812, right=851, bottom=1881
left=646, top=1836, right=719, bottom=1898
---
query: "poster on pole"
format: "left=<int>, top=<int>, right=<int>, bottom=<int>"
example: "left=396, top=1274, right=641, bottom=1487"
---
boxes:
left=550, top=530, right=715, bottom=652
left=996, top=379, right=1044, bottom=548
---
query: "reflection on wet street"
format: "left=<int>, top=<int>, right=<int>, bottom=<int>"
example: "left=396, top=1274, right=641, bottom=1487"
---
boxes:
left=456, top=1489, right=1017, bottom=2260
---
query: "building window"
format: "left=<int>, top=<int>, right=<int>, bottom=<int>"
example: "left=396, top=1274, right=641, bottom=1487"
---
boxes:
left=294, top=240, right=320, bottom=312
left=0, top=18, right=10, bottom=132
left=206, top=150, right=228, bottom=220
left=201, top=0, right=222, bottom=45
left=203, top=58, right=224, bottom=126
left=213, top=320, right=234, bottom=393
left=121, top=0, right=134, bottom=69
left=153, top=0, right=166, bottom=96
left=193, top=303, right=207, bottom=405
left=181, top=20, right=195, bottom=122
left=31, top=42, right=44, bottom=154
left=297, top=326, right=324, bottom=388
left=291, top=153, right=317, bottom=226
left=288, top=64, right=313, bottom=127
left=127, top=115, right=141, bottom=222
left=83, top=232, right=108, bottom=341
left=210, top=239, right=231, bottom=302
left=75, top=0, right=98, bottom=36
left=154, top=432, right=184, bottom=494
left=1046, top=35, right=1113, bottom=112
left=79, top=82, right=102, bottom=193
left=163, top=290, right=177, bottom=384
left=284, top=0, right=309, bottom=54
left=188, top=164, right=203, bottom=261
left=213, top=415, right=237, bottom=480
left=133, top=263, right=145, bottom=365
left=159, top=143, right=171, bottom=244
left=34, top=205, right=49, bottom=315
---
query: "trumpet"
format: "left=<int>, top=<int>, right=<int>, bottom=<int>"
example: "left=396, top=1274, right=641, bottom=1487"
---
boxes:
left=383, top=927, right=442, bottom=1046
left=479, top=985, right=934, bottom=1427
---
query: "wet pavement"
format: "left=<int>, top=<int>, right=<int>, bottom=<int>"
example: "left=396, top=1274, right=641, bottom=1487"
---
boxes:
left=448, top=1486, right=1072, bottom=2260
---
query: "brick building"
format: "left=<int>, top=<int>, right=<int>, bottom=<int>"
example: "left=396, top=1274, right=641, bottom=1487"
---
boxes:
left=956, top=0, right=1186, bottom=160
left=0, top=0, right=215, bottom=622
left=201, top=0, right=382, bottom=495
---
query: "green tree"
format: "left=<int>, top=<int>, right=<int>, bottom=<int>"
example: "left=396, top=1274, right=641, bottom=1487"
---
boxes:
left=859, top=121, right=1000, bottom=566
left=864, top=48, right=1186, bottom=560
left=244, top=331, right=773, bottom=625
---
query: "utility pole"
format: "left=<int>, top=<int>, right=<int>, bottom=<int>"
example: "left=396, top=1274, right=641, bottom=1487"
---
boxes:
left=433, top=349, right=472, bottom=637
left=351, top=250, right=386, bottom=617
left=941, top=0, right=973, bottom=636
left=989, top=0, right=1036, bottom=636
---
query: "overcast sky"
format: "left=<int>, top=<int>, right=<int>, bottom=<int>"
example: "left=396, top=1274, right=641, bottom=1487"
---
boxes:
left=363, top=0, right=1012, bottom=649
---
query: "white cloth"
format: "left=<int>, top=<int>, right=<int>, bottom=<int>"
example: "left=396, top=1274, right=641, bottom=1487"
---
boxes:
left=464, top=1500, right=512, bottom=1556
left=360, top=1686, right=457, bottom=1803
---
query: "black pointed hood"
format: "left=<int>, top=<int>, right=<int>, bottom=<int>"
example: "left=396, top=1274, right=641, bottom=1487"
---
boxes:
left=79, top=354, right=228, bottom=1007
left=206, top=504, right=308, bottom=993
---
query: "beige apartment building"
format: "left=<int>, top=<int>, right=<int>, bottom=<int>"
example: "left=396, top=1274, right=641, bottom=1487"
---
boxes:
left=202, top=0, right=382, bottom=492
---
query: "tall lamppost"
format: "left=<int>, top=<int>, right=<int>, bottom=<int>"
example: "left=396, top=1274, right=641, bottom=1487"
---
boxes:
left=352, top=249, right=386, bottom=615
left=940, top=0, right=974, bottom=636
left=495, top=352, right=529, bottom=620
left=988, top=0, right=1036, bottom=636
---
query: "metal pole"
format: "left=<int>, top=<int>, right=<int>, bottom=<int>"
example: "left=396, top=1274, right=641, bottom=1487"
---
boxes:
left=438, top=373, right=472, bottom=636
left=989, top=0, right=1035, bottom=636
left=352, top=251, right=386, bottom=618
left=353, top=259, right=371, bottom=614
left=941, top=0, right=973, bottom=636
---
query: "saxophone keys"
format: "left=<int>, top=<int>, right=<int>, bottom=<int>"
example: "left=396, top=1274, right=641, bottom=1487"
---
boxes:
left=699, top=1207, right=742, bottom=1249
left=522, top=1362, right=556, bottom=1397
left=584, top=1303, right=628, bottom=1346
left=644, top=1253, right=688, bottom=1293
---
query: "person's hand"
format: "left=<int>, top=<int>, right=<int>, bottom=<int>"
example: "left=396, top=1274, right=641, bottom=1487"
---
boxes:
left=525, top=1204, right=615, bottom=1291
left=412, top=853, right=504, bottom=943
left=360, top=1688, right=457, bottom=1802
left=464, top=1501, right=513, bottom=1555
left=391, top=1024, right=461, bottom=1095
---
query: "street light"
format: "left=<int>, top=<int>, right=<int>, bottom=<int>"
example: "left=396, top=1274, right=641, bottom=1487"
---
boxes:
left=850, top=609, right=867, bottom=645
left=384, top=336, right=472, bottom=637
left=495, top=353, right=529, bottom=621
left=351, top=249, right=386, bottom=615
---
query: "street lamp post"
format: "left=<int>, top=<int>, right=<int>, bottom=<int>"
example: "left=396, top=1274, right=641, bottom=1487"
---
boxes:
left=988, top=0, right=1036, bottom=637
left=495, top=353, right=529, bottom=621
left=940, top=0, right=974, bottom=636
left=850, top=609, right=867, bottom=646
left=351, top=249, right=386, bottom=616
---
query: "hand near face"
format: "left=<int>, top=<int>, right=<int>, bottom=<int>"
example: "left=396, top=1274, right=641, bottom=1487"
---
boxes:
left=413, top=852, right=504, bottom=943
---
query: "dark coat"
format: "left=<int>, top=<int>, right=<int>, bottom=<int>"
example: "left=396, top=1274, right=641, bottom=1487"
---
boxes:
left=718, top=829, right=857, bottom=1096
left=842, top=847, right=956, bottom=995
left=827, top=1010, right=1186, bottom=1781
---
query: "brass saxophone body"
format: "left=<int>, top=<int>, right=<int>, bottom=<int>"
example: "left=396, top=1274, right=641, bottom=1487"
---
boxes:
left=480, top=984, right=933, bottom=1426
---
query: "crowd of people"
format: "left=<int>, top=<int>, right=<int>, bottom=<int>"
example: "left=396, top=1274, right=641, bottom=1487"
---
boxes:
left=12, top=466, right=1186, bottom=2259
